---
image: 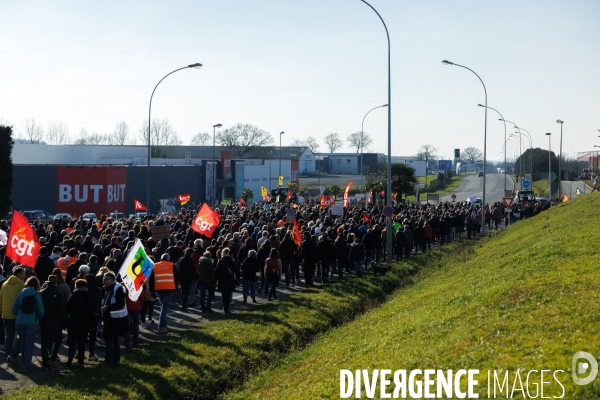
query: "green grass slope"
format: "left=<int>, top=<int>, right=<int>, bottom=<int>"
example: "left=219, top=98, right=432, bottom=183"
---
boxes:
left=226, top=194, right=600, bottom=399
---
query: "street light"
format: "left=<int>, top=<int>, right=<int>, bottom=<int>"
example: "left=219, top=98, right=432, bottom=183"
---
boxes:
left=279, top=131, right=285, bottom=185
left=510, top=133, right=523, bottom=188
left=478, top=105, right=506, bottom=191
left=361, top=104, right=388, bottom=193
left=443, top=60, right=488, bottom=236
left=515, top=127, right=533, bottom=176
left=212, top=123, right=222, bottom=206
left=556, top=119, right=564, bottom=199
left=546, top=132, right=552, bottom=200
left=360, top=0, right=392, bottom=263
left=147, top=63, right=202, bottom=212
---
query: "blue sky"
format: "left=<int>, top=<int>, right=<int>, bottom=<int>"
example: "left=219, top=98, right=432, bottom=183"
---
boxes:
left=1, top=0, right=598, bottom=161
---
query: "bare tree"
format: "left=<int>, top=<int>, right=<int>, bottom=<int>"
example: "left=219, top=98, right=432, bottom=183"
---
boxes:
left=110, top=121, right=131, bottom=145
left=72, top=129, right=110, bottom=145
left=138, top=118, right=181, bottom=147
left=23, top=117, right=44, bottom=144
left=347, top=131, right=373, bottom=153
left=291, top=136, right=320, bottom=153
left=324, top=133, right=342, bottom=153
left=217, top=123, right=273, bottom=158
left=462, top=147, right=483, bottom=164
left=0, top=117, right=11, bottom=127
left=191, top=132, right=211, bottom=146
left=46, top=121, right=70, bottom=145
left=416, top=144, right=438, bottom=168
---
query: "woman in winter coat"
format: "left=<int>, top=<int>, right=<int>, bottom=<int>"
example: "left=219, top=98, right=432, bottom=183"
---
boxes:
left=264, top=249, right=282, bottom=301
left=349, top=238, right=365, bottom=277
left=240, top=249, right=260, bottom=304
left=65, top=279, right=95, bottom=368
left=214, top=248, right=239, bottom=313
left=8, top=277, right=45, bottom=372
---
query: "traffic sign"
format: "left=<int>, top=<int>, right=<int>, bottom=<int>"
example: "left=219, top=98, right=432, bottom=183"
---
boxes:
left=413, top=183, right=425, bottom=189
left=522, top=180, right=531, bottom=189
left=502, top=197, right=514, bottom=207
left=382, top=205, right=394, bottom=217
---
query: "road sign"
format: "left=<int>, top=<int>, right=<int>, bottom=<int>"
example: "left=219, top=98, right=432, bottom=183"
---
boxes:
left=427, top=193, right=440, bottom=203
left=502, top=197, right=514, bottom=207
left=413, top=183, right=425, bottom=189
left=382, top=205, right=394, bottom=217
left=522, top=180, right=531, bottom=189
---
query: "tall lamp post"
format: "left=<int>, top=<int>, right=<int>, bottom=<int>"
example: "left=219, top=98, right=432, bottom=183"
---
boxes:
left=279, top=131, right=285, bottom=185
left=478, top=105, right=506, bottom=191
left=442, top=60, right=488, bottom=236
left=359, top=0, right=392, bottom=263
left=360, top=104, right=388, bottom=193
left=546, top=132, right=552, bottom=200
left=556, top=119, right=564, bottom=199
left=509, top=133, right=523, bottom=188
left=514, top=127, right=533, bottom=176
left=147, top=63, right=202, bottom=211
left=212, top=123, right=222, bottom=206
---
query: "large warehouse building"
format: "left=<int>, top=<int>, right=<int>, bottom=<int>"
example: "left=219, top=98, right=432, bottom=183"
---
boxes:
left=11, top=144, right=315, bottom=215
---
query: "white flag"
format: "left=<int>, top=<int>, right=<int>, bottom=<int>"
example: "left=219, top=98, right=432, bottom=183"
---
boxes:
left=117, top=239, right=155, bottom=301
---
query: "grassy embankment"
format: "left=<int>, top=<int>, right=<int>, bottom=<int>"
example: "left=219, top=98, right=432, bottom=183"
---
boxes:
left=226, top=194, right=600, bottom=399
left=405, top=174, right=464, bottom=202
left=6, top=256, right=416, bottom=399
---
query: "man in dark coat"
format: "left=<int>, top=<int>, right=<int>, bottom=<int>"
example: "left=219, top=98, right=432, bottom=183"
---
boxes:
left=35, top=247, right=56, bottom=285
left=39, top=275, right=65, bottom=369
left=214, top=248, right=239, bottom=313
left=65, top=278, right=95, bottom=368
left=316, top=235, right=334, bottom=284
left=279, top=233, right=298, bottom=286
left=100, top=272, right=128, bottom=364
left=301, top=233, right=318, bottom=288
left=177, top=248, right=196, bottom=311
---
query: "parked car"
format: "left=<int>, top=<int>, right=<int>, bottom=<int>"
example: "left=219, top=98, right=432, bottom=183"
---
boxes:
left=82, top=213, right=98, bottom=222
left=109, top=212, right=125, bottom=220
left=478, top=172, right=484, bottom=177
left=135, top=212, right=148, bottom=219
left=467, top=198, right=483, bottom=207
left=23, top=210, right=54, bottom=224
left=54, top=213, right=73, bottom=222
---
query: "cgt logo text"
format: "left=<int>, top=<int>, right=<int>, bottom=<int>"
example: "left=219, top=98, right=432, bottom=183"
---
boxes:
left=341, top=353, right=600, bottom=399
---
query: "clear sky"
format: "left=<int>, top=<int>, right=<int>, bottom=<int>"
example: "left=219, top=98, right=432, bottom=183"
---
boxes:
left=1, top=0, right=598, bottom=162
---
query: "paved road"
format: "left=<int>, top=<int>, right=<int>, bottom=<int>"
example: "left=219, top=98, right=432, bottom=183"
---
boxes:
left=561, top=180, right=591, bottom=199
left=438, top=174, right=513, bottom=205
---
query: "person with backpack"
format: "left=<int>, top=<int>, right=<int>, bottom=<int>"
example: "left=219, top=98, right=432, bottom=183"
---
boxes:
left=7, top=277, right=45, bottom=373
left=264, top=249, right=282, bottom=301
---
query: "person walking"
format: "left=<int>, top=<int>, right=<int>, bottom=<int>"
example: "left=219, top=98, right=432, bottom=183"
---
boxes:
left=349, top=238, right=365, bottom=277
left=7, top=277, right=45, bottom=373
left=240, top=250, right=259, bottom=303
left=152, top=254, right=177, bottom=334
left=214, top=248, right=239, bottom=313
left=1, top=266, right=26, bottom=360
left=197, top=252, right=215, bottom=313
left=65, top=279, right=95, bottom=368
left=177, top=248, right=195, bottom=312
left=39, top=275, right=65, bottom=369
left=100, top=272, right=129, bottom=364
left=264, top=249, right=282, bottom=300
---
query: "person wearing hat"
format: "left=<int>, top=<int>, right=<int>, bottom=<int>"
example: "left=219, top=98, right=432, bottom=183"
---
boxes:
left=39, top=274, right=65, bottom=369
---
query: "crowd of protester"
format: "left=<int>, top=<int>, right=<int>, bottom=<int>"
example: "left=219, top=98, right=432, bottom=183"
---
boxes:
left=0, top=196, right=552, bottom=372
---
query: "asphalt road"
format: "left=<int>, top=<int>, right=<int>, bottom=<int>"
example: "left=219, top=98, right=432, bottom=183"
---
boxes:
left=437, top=173, right=512, bottom=205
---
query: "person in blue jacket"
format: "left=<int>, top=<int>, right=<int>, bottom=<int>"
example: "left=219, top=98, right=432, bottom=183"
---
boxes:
left=7, top=277, right=45, bottom=372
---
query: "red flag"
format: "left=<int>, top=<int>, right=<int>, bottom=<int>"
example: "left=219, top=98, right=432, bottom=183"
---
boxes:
left=320, top=196, right=335, bottom=208
left=362, top=212, right=369, bottom=222
left=6, top=210, right=41, bottom=267
left=293, top=219, right=301, bottom=244
left=343, top=180, right=353, bottom=208
left=134, top=199, right=147, bottom=211
left=287, top=189, right=292, bottom=201
left=192, top=203, right=220, bottom=238
left=178, top=194, right=191, bottom=206
left=238, top=197, right=245, bottom=204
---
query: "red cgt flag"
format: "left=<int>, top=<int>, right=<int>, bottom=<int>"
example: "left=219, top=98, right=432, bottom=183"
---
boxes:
left=6, top=210, right=41, bottom=267
left=293, top=219, right=302, bottom=245
left=362, top=212, right=369, bottom=222
left=192, top=203, right=221, bottom=238
left=286, top=189, right=292, bottom=201
left=134, top=199, right=147, bottom=211
left=178, top=194, right=191, bottom=206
